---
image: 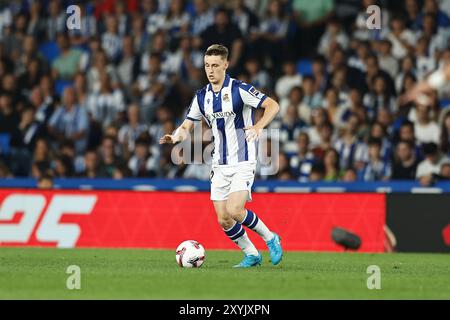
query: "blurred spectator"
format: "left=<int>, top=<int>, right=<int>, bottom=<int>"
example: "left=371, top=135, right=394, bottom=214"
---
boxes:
left=417, top=0, right=450, bottom=30
left=306, top=107, right=329, bottom=148
left=323, top=148, right=341, bottom=181
left=101, top=15, right=122, bottom=63
left=272, top=152, right=294, bottom=181
left=318, top=18, right=349, bottom=58
left=52, top=33, right=83, bottom=80
left=415, top=36, right=437, bottom=81
left=0, top=93, right=19, bottom=136
left=416, top=142, right=450, bottom=185
left=377, top=39, right=399, bottom=80
left=232, top=0, right=259, bottom=37
left=129, top=13, right=149, bottom=56
left=142, top=0, right=166, bottom=36
left=46, top=0, right=66, bottom=41
left=369, top=122, right=393, bottom=162
left=309, top=161, right=325, bottom=181
left=383, top=14, right=416, bottom=60
left=289, top=132, right=315, bottom=181
left=191, top=0, right=215, bottom=37
left=118, top=104, right=149, bottom=156
left=301, top=76, right=323, bottom=109
left=342, top=167, right=358, bottom=182
left=323, top=87, right=347, bottom=128
left=27, top=1, right=45, bottom=42
left=199, top=7, right=243, bottom=71
left=128, top=137, right=159, bottom=177
left=37, top=173, right=54, bottom=189
left=86, top=72, right=125, bottom=128
left=1, top=0, right=450, bottom=185
left=117, top=35, right=141, bottom=91
left=275, top=61, right=302, bottom=101
left=248, top=0, right=287, bottom=67
left=411, top=100, right=440, bottom=144
left=79, top=149, right=101, bottom=178
left=291, top=0, right=334, bottom=58
left=73, top=72, right=89, bottom=106
left=358, top=137, right=391, bottom=181
left=48, top=87, right=89, bottom=154
left=364, top=75, right=397, bottom=122
left=87, top=50, right=119, bottom=94
left=99, top=135, right=125, bottom=178
left=439, top=162, right=450, bottom=180
left=392, top=140, right=419, bottom=180
left=165, top=0, right=190, bottom=40
left=334, top=114, right=366, bottom=170
left=53, top=154, right=75, bottom=178
left=278, top=86, right=310, bottom=125
left=245, top=57, right=271, bottom=91
left=312, top=121, right=335, bottom=160
left=439, top=109, right=450, bottom=156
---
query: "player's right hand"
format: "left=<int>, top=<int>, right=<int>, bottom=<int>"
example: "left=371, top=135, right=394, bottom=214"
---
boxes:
left=159, top=134, right=177, bottom=144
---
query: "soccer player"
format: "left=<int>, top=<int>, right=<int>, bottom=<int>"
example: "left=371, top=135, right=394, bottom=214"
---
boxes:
left=159, top=44, right=283, bottom=268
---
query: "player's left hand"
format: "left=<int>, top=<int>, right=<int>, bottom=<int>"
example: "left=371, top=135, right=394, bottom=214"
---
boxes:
left=243, top=126, right=262, bottom=142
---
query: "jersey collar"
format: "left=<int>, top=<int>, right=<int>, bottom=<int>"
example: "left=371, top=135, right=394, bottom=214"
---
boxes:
left=208, top=74, right=231, bottom=93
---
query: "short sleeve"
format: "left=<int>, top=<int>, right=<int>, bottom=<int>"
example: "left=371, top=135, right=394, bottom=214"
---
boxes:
left=238, top=83, right=268, bottom=109
left=185, top=95, right=202, bottom=121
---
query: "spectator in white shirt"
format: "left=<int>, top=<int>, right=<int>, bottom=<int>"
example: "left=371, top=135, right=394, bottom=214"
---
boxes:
left=412, top=101, right=440, bottom=144
left=377, top=39, right=399, bottom=80
left=416, top=142, right=450, bottom=185
left=101, top=15, right=122, bottom=63
left=275, top=61, right=302, bottom=100
left=383, top=15, right=416, bottom=60
left=416, top=36, right=437, bottom=81
left=86, top=72, right=125, bottom=129
left=318, top=18, right=349, bottom=59
left=118, top=104, right=149, bottom=156
left=87, top=50, right=119, bottom=94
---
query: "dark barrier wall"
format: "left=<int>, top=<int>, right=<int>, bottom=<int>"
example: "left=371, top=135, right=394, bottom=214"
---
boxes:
left=387, top=194, right=450, bottom=253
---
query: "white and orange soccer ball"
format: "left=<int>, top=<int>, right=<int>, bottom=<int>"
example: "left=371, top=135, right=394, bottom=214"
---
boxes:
left=175, top=240, right=206, bottom=268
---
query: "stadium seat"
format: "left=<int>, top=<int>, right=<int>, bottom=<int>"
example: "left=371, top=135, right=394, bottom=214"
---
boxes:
left=296, top=59, right=313, bottom=76
left=0, top=133, right=11, bottom=155
left=38, top=41, right=60, bottom=64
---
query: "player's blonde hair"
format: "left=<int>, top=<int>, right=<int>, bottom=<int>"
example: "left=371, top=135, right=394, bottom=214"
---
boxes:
left=205, top=44, right=229, bottom=60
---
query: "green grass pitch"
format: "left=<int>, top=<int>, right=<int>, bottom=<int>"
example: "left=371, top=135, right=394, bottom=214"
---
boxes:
left=0, top=248, right=449, bottom=299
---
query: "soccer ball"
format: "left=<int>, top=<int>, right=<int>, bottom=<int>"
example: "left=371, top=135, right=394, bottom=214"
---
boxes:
left=175, top=240, right=205, bottom=268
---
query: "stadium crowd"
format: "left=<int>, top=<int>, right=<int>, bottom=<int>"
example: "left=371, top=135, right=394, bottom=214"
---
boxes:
left=1, top=0, right=450, bottom=186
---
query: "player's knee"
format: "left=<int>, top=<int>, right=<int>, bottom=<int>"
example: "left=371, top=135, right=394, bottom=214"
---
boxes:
left=226, top=204, right=245, bottom=220
left=217, top=216, right=234, bottom=229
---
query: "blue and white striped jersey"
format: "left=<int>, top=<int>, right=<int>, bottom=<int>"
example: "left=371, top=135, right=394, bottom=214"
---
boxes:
left=186, top=74, right=268, bottom=166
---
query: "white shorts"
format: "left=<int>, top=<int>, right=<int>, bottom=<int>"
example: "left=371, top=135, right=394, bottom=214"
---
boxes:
left=210, top=161, right=256, bottom=202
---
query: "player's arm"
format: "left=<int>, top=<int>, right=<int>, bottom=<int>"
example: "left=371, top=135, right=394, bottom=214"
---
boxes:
left=254, top=97, right=280, bottom=129
left=244, top=97, right=280, bottom=142
left=160, top=94, right=203, bottom=144
left=159, top=119, right=194, bottom=144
